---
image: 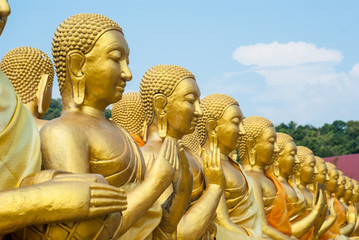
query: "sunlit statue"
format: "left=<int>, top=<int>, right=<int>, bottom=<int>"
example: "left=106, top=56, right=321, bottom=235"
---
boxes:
left=295, top=146, right=330, bottom=240
left=112, top=92, right=147, bottom=147
left=0, top=3, right=127, bottom=239
left=196, top=94, right=262, bottom=239
left=0, top=46, right=54, bottom=130
left=37, top=14, right=174, bottom=239
left=311, top=156, right=340, bottom=240
left=239, top=116, right=295, bottom=240
left=340, top=176, right=357, bottom=236
left=351, top=179, right=359, bottom=236
left=140, top=65, right=226, bottom=239
left=269, top=133, right=322, bottom=240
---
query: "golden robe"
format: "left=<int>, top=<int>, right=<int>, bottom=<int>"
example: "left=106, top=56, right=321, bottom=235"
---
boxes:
left=0, top=70, right=41, bottom=190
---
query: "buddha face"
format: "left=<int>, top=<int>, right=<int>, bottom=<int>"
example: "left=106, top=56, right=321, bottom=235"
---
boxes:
left=0, top=0, right=10, bottom=36
left=299, top=154, right=317, bottom=185
left=327, top=167, right=339, bottom=193
left=344, top=178, right=354, bottom=202
left=165, top=78, right=202, bottom=138
left=255, top=127, right=279, bottom=166
left=82, top=30, right=131, bottom=110
left=215, top=105, right=245, bottom=155
left=277, top=141, right=297, bottom=177
left=336, top=172, right=346, bottom=197
left=315, top=161, right=329, bottom=186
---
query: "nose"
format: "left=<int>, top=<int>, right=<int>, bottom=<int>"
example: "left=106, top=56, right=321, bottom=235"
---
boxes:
left=239, top=122, right=246, bottom=135
left=314, top=166, right=318, bottom=175
left=194, top=100, right=203, bottom=118
left=120, top=61, right=132, bottom=82
left=273, top=142, right=280, bottom=154
left=326, top=173, right=330, bottom=182
left=0, top=0, right=10, bottom=17
left=294, top=155, right=300, bottom=164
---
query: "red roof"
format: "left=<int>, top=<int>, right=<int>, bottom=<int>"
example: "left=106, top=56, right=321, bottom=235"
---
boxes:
left=324, top=153, right=359, bottom=181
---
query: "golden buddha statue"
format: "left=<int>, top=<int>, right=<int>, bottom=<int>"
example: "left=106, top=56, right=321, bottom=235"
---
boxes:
left=35, top=13, right=174, bottom=239
left=351, top=179, right=359, bottom=236
left=0, top=4, right=128, bottom=239
left=295, top=146, right=330, bottom=240
left=269, top=133, right=323, bottom=240
left=0, top=46, right=54, bottom=130
left=239, top=116, right=295, bottom=240
left=312, top=156, right=339, bottom=239
left=111, top=92, right=146, bottom=147
left=195, top=94, right=262, bottom=239
left=340, top=176, right=357, bottom=236
left=140, top=65, right=227, bottom=240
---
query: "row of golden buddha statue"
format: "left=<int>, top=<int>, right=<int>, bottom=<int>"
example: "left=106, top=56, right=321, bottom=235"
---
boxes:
left=0, top=2, right=358, bottom=239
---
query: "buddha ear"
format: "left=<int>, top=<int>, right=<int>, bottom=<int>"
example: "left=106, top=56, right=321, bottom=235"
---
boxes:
left=206, top=118, right=217, bottom=152
left=67, top=50, right=85, bottom=105
left=141, top=119, right=148, bottom=142
left=153, top=93, right=167, bottom=138
left=246, top=137, right=256, bottom=166
left=273, top=160, right=280, bottom=177
left=36, top=74, right=51, bottom=118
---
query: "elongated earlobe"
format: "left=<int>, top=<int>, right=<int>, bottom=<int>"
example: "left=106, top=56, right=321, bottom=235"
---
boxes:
left=67, top=50, right=85, bottom=105
left=37, top=74, right=49, bottom=116
left=153, top=94, right=168, bottom=138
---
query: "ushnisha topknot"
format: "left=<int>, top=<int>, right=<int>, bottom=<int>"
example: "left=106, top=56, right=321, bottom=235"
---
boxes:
left=52, top=13, right=123, bottom=93
left=238, top=116, right=273, bottom=160
left=112, top=92, right=145, bottom=136
left=0, top=46, right=54, bottom=104
left=140, top=64, right=195, bottom=126
left=296, top=146, right=314, bottom=164
left=196, top=94, right=239, bottom=146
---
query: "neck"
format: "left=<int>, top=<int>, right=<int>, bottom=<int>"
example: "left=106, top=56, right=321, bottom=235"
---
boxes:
left=24, top=100, right=37, bottom=118
left=277, top=175, right=289, bottom=184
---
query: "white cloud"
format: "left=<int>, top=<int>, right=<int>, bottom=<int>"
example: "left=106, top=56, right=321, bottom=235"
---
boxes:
left=233, top=41, right=343, bottom=67
left=228, top=41, right=359, bottom=126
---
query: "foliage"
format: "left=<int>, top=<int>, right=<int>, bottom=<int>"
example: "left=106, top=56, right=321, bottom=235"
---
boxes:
left=42, top=98, right=112, bottom=120
left=275, top=120, right=359, bottom=157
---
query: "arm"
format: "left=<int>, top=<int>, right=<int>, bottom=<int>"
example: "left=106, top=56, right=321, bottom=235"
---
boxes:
left=119, top=137, right=174, bottom=235
left=177, top=147, right=224, bottom=239
left=157, top=142, right=193, bottom=235
left=214, top=193, right=248, bottom=235
left=250, top=177, right=291, bottom=240
left=0, top=180, right=126, bottom=235
left=340, top=204, right=356, bottom=236
left=291, top=190, right=323, bottom=238
left=318, top=198, right=337, bottom=237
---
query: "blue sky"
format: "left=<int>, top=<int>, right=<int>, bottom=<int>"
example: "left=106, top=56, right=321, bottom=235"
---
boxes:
left=1, top=0, right=359, bottom=126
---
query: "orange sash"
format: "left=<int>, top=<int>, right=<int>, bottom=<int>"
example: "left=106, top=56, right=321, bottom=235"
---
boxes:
left=264, top=171, right=293, bottom=237
left=319, top=196, right=341, bottom=240
left=334, top=197, right=346, bottom=229
left=130, top=133, right=146, bottom=147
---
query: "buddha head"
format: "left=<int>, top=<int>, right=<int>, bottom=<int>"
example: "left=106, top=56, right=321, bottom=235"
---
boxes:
left=0, top=47, right=54, bottom=118
left=140, top=65, right=202, bottom=139
left=295, top=146, right=317, bottom=187
left=314, top=156, right=330, bottom=187
left=0, top=0, right=10, bottom=36
left=326, top=162, right=339, bottom=194
left=112, top=92, right=147, bottom=140
left=352, top=179, right=359, bottom=203
left=336, top=170, right=346, bottom=198
left=344, top=176, right=354, bottom=202
left=52, top=13, right=131, bottom=112
left=196, top=94, right=245, bottom=155
left=270, top=132, right=298, bottom=179
left=238, top=116, right=279, bottom=169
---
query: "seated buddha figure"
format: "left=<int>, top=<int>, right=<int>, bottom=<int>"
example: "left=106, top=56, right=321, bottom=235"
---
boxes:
left=269, top=133, right=323, bottom=240
left=295, top=146, right=330, bottom=239
left=38, top=14, right=174, bottom=239
left=312, top=156, right=340, bottom=240
left=196, top=94, right=265, bottom=239
left=340, top=176, right=357, bottom=237
left=140, top=65, right=225, bottom=240
left=111, top=92, right=147, bottom=147
left=239, top=116, right=295, bottom=240
left=0, top=3, right=128, bottom=239
left=0, top=46, right=54, bottom=130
